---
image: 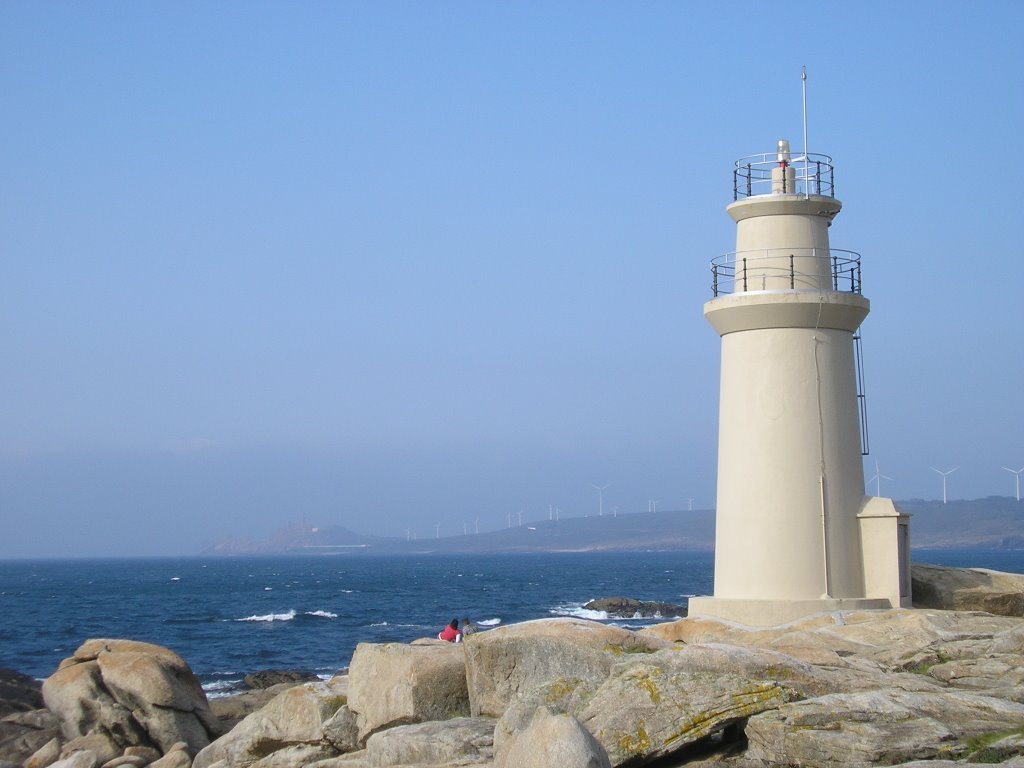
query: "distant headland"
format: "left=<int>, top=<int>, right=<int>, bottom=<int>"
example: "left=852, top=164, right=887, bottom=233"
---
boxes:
left=202, top=497, right=1024, bottom=556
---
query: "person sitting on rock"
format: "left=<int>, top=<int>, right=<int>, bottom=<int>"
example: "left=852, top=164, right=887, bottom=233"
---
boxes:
left=438, top=618, right=462, bottom=642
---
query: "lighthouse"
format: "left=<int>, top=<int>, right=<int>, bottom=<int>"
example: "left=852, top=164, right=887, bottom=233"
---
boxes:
left=687, top=141, right=911, bottom=626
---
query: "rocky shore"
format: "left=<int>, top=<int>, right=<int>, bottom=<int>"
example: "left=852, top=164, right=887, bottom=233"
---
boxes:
left=2, top=563, right=1024, bottom=768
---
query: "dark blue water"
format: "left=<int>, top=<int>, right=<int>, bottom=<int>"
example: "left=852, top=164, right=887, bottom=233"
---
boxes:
left=1, top=549, right=1019, bottom=695
left=0, top=551, right=712, bottom=693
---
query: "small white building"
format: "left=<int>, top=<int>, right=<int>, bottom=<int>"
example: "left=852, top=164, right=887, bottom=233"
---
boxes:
left=688, top=142, right=911, bottom=627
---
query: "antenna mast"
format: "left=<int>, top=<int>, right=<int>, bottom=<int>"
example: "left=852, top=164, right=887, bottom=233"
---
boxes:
left=801, top=65, right=809, bottom=197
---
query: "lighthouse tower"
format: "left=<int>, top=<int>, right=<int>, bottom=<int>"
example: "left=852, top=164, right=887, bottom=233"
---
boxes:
left=688, top=142, right=911, bottom=627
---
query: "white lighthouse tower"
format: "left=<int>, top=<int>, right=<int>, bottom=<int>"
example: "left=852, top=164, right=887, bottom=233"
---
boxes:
left=688, top=140, right=911, bottom=626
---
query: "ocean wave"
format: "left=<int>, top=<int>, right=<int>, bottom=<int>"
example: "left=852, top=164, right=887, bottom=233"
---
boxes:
left=548, top=604, right=609, bottom=621
left=367, top=621, right=430, bottom=629
left=202, top=678, right=245, bottom=698
left=609, top=620, right=657, bottom=630
left=236, top=609, right=296, bottom=622
left=476, top=618, right=501, bottom=626
left=304, top=610, right=337, bottom=619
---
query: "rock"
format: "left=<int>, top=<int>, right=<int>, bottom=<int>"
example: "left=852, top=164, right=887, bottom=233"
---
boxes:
left=347, top=642, right=469, bottom=741
left=579, top=653, right=794, bottom=766
left=192, top=679, right=348, bottom=768
left=0, top=669, right=43, bottom=716
left=642, top=608, right=1024, bottom=673
left=744, top=688, right=1024, bottom=767
left=912, top=563, right=1024, bottom=616
left=363, top=717, right=494, bottom=766
left=100, top=756, right=148, bottom=768
left=48, top=753, right=100, bottom=768
left=43, top=660, right=149, bottom=747
left=24, top=736, right=61, bottom=768
left=123, top=746, right=162, bottom=763
left=494, top=707, right=609, bottom=768
left=321, top=706, right=359, bottom=754
left=965, top=731, right=1024, bottom=763
left=147, top=746, right=192, bottom=768
left=991, top=622, right=1024, bottom=654
left=926, top=655, right=1024, bottom=699
left=0, top=709, right=61, bottom=766
left=209, top=684, right=298, bottom=733
left=247, top=744, right=340, bottom=768
left=494, top=642, right=810, bottom=766
left=582, top=597, right=687, bottom=619
left=462, top=617, right=669, bottom=718
left=61, top=734, right=119, bottom=765
left=243, top=671, right=320, bottom=691
left=43, top=639, right=221, bottom=757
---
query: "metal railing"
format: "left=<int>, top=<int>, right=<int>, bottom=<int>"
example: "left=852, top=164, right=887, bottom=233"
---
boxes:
left=710, top=248, right=861, bottom=297
left=733, top=151, right=834, bottom=200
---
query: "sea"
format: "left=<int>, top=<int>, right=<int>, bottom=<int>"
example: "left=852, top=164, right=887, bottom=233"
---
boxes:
left=1, top=549, right=1021, bottom=698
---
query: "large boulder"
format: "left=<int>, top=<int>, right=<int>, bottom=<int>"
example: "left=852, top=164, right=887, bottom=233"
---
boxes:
left=363, top=717, right=494, bottom=767
left=347, top=642, right=469, bottom=741
left=643, top=608, right=1024, bottom=672
left=494, top=643, right=809, bottom=766
left=494, top=707, right=609, bottom=768
left=193, top=679, right=349, bottom=768
left=42, top=639, right=221, bottom=757
left=463, top=618, right=669, bottom=718
left=745, top=688, right=1024, bottom=767
left=212, top=675, right=344, bottom=733
left=578, top=647, right=805, bottom=764
left=912, top=563, right=1024, bottom=616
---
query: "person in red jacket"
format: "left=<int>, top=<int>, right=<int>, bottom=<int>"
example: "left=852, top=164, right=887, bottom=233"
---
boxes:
left=438, top=618, right=462, bottom=642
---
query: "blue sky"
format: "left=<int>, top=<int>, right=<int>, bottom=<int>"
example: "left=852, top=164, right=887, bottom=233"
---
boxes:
left=2, top=2, right=1022, bottom=557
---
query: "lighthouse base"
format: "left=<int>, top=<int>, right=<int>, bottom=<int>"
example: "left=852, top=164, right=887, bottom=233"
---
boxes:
left=686, top=596, right=894, bottom=628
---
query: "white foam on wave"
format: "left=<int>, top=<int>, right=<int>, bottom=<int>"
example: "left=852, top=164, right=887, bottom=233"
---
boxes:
left=237, top=609, right=296, bottom=622
left=368, top=621, right=428, bottom=629
left=477, top=618, right=501, bottom=626
left=202, top=679, right=244, bottom=698
left=305, top=610, right=338, bottom=619
left=170, top=577, right=181, bottom=582
left=548, top=604, right=609, bottom=621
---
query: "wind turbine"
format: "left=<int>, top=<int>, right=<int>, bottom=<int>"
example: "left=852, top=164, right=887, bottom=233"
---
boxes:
left=867, top=461, right=894, bottom=496
left=1003, top=466, right=1024, bottom=502
left=688, top=498, right=694, bottom=511
left=435, top=523, right=440, bottom=539
left=930, top=466, right=958, bottom=504
left=649, top=499, right=658, bottom=513
left=592, top=484, right=610, bottom=516
left=475, top=517, right=480, bottom=534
